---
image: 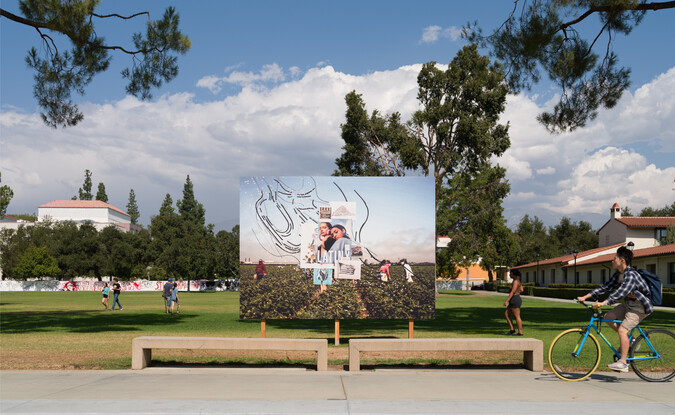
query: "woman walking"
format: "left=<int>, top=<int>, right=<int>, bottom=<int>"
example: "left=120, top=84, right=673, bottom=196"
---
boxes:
left=504, top=269, right=524, bottom=336
left=101, top=283, right=110, bottom=310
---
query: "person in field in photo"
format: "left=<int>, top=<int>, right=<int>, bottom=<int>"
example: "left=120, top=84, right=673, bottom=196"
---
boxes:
left=400, top=259, right=414, bottom=282
left=171, top=282, right=180, bottom=314
left=379, top=260, right=391, bottom=282
left=255, top=259, right=267, bottom=280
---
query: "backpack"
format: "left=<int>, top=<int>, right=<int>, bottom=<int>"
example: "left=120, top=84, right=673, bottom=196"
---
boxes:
left=637, top=269, right=662, bottom=306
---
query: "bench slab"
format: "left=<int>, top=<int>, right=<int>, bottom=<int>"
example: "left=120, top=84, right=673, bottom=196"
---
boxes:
left=349, top=338, right=543, bottom=372
left=132, top=336, right=328, bottom=371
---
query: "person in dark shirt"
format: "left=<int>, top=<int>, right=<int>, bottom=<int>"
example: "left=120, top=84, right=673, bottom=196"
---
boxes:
left=111, top=278, right=123, bottom=311
left=163, top=278, right=174, bottom=314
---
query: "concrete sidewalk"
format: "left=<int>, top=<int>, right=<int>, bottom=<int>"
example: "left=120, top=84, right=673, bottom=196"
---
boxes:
left=2, top=368, right=674, bottom=414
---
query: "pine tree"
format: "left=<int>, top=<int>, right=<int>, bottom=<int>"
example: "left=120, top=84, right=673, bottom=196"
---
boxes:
left=159, top=194, right=174, bottom=216
left=96, top=183, right=108, bottom=203
left=176, top=175, right=205, bottom=226
left=78, top=169, right=93, bottom=200
left=126, top=189, right=140, bottom=225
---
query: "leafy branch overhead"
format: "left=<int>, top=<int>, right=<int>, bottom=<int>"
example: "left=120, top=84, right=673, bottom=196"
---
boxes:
left=464, top=0, right=675, bottom=133
left=0, top=0, right=191, bottom=128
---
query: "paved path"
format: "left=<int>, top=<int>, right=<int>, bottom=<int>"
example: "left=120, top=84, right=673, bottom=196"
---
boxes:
left=2, top=368, right=674, bottom=414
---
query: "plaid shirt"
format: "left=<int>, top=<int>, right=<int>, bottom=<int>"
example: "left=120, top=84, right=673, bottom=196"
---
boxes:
left=589, top=266, right=653, bottom=314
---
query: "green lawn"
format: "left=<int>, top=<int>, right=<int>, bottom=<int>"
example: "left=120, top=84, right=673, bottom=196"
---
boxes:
left=1, top=290, right=673, bottom=370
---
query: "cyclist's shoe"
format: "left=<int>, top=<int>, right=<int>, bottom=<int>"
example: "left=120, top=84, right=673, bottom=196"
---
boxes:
left=607, top=361, right=629, bottom=373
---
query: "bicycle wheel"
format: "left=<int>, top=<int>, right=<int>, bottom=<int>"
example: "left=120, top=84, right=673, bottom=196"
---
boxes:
left=549, top=328, right=601, bottom=381
left=629, top=329, right=675, bottom=382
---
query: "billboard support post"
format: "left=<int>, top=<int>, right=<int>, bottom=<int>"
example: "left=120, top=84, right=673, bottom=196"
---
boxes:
left=335, top=319, right=340, bottom=345
left=261, top=319, right=266, bottom=338
left=408, top=319, right=414, bottom=339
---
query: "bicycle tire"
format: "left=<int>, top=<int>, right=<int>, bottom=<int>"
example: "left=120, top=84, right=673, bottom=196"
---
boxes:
left=629, top=328, right=675, bottom=382
left=549, top=328, right=601, bottom=381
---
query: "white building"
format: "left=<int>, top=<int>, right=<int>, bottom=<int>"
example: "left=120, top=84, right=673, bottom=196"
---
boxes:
left=512, top=203, right=675, bottom=288
left=38, top=200, right=139, bottom=233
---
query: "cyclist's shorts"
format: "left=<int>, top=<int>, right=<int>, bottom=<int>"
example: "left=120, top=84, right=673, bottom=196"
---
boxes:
left=606, top=301, right=649, bottom=331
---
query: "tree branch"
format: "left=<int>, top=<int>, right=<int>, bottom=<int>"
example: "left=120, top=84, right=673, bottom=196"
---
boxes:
left=560, top=1, right=675, bottom=30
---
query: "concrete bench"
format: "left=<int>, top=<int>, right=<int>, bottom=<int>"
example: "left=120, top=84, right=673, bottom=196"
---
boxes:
left=132, top=336, right=328, bottom=371
left=349, top=338, right=543, bottom=372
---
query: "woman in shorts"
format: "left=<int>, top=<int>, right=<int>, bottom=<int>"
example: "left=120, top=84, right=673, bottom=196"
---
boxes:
left=101, top=283, right=110, bottom=310
left=503, top=269, right=524, bottom=336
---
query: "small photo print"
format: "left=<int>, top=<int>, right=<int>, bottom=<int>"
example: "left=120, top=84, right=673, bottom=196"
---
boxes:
left=313, top=268, right=333, bottom=285
left=335, top=259, right=361, bottom=280
left=330, top=201, right=356, bottom=220
left=319, top=206, right=332, bottom=220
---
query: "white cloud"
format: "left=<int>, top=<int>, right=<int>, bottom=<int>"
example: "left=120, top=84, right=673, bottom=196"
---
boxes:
left=197, top=63, right=286, bottom=94
left=3, top=62, right=674, bottom=231
left=420, top=25, right=462, bottom=43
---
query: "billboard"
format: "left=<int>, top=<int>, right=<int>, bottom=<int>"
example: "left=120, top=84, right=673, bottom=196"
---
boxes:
left=240, top=176, right=435, bottom=319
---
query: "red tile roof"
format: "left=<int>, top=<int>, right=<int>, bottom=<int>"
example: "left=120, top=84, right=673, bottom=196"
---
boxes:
left=562, top=243, right=675, bottom=268
left=616, top=217, right=675, bottom=228
left=38, top=200, right=129, bottom=217
left=511, top=243, right=625, bottom=270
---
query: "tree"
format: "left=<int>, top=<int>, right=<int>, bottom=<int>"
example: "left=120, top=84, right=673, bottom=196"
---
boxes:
left=12, top=245, right=60, bottom=279
left=78, top=169, right=93, bottom=200
left=660, top=224, right=675, bottom=245
left=215, top=225, right=240, bottom=279
left=96, top=182, right=108, bottom=202
left=640, top=202, right=675, bottom=216
left=549, top=217, right=597, bottom=254
left=0, top=172, right=14, bottom=218
left=1, top=1, right=191, bottom=128
left=514, top=215, right=558, bottom=266
left=621, top=205, right=633, bottom=216
left=126, top=189, right=140, bottom=225
left=159, top=193, right=174, bottom=216
left=333, top=91, right=408, bottom=176
left=176, top=175, right=205, bottom=226
left=464, top=0, right=675, bottom=132
left=335, top=45, right=512, bottom=274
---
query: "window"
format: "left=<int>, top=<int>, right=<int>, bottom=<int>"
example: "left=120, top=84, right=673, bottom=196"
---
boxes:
left=563, top=269, right=568, bottom=284
left=646, top=264, right=656, bottom=275
left=669, top=262, right=675, bottom=285
left=655, top=228, right=667, bottom=243
left=587, top=270, right=592, bottom=284
left=550, top=269, right=555, bottom=284
left=601, top=269, right=607, bottom=283
left=525, top=272, right=529, bottom=283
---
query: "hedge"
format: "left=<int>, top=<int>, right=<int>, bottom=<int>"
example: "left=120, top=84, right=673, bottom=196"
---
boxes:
left=530, top=287, right=675, bottom=308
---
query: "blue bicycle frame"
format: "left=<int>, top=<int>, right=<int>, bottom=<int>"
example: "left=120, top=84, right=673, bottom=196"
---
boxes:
left=574, top=310, right=661, bottom=363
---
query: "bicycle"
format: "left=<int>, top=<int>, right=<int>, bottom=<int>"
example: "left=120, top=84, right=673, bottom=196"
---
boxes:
left=548, top=300, right=675, bottom=382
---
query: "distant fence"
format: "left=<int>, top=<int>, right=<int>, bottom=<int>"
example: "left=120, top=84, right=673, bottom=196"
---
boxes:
left=436, top=280, right=485, bottom=290
left=0, top=279, right=239, bottom=292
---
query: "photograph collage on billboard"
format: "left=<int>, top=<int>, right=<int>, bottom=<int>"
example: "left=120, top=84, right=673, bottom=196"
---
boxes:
left=239, top=176, right=435, bottom=320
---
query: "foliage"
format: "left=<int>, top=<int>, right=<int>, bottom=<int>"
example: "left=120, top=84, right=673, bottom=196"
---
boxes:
left=513, top=215, right=558, bottom=265
left=334, top=45, right=512, bottom=274
left=640, top=202, right=675, bottom=217
left=159, top=193, right=174, bottom=216
left=1, top=1, right=190, bottom=127
left=239, top=264, right=435, bottom=320
left=0, top=172, right=14, bottom=218
left=661, top=224, right=675, bottom=246
left=77, top=169, right=93, bottom=200
left=126, top=189, right=140, bottom=225
left=177, top=175, right=206, bottom=227
left=12, top=245, right=60, bottom=278
left=6, top=213, right=37, bottom=222
left=95, top=182, right=108, bottom=202
left=464, top=0, right=675, bottom=132
left=215, top=226, right=240, bottom=279
left=333, top=91, right=408, bottom=176
left=549, top=216, right=597, bottom=254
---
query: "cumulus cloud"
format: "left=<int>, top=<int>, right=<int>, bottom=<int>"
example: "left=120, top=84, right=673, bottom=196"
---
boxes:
left=2, top=62, right=673, bottom=231
left=420, top=25, right=462, bottom=43
left=197, top=63, right=286, bottom=93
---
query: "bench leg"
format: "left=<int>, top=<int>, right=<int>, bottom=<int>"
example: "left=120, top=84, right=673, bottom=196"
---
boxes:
left=132, top=347, right=151, bottom=370
left=349, top=346, right=360, bottom=371
left=523, top=348, right=543, bottom=372
left=317, top=346, right=328, bottom=371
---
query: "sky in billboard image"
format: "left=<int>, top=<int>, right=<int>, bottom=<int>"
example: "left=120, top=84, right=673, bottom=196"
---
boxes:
left=239, top=176, right=436, bottom=320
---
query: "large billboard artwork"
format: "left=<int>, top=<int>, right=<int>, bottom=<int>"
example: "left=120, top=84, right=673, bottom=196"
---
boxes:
left=239, top=176, right=435, bottom=319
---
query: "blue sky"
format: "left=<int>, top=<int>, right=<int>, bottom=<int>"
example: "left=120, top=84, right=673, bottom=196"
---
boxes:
left=1, top=0, right=674, bottom=232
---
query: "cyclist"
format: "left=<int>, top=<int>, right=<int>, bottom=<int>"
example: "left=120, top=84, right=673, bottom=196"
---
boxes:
left=577, top=246, right=653, bottom=373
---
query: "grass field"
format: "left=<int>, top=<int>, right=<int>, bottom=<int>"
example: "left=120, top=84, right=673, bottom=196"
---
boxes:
left=1, top=290, right=673, bottom=370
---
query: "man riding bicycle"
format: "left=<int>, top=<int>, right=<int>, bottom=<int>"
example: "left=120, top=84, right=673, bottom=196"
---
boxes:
left=577, top=246, right=653, bottom=373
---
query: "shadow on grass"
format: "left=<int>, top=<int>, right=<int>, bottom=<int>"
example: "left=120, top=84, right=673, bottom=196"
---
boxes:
left=0, top=311, right=197, bottom=334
